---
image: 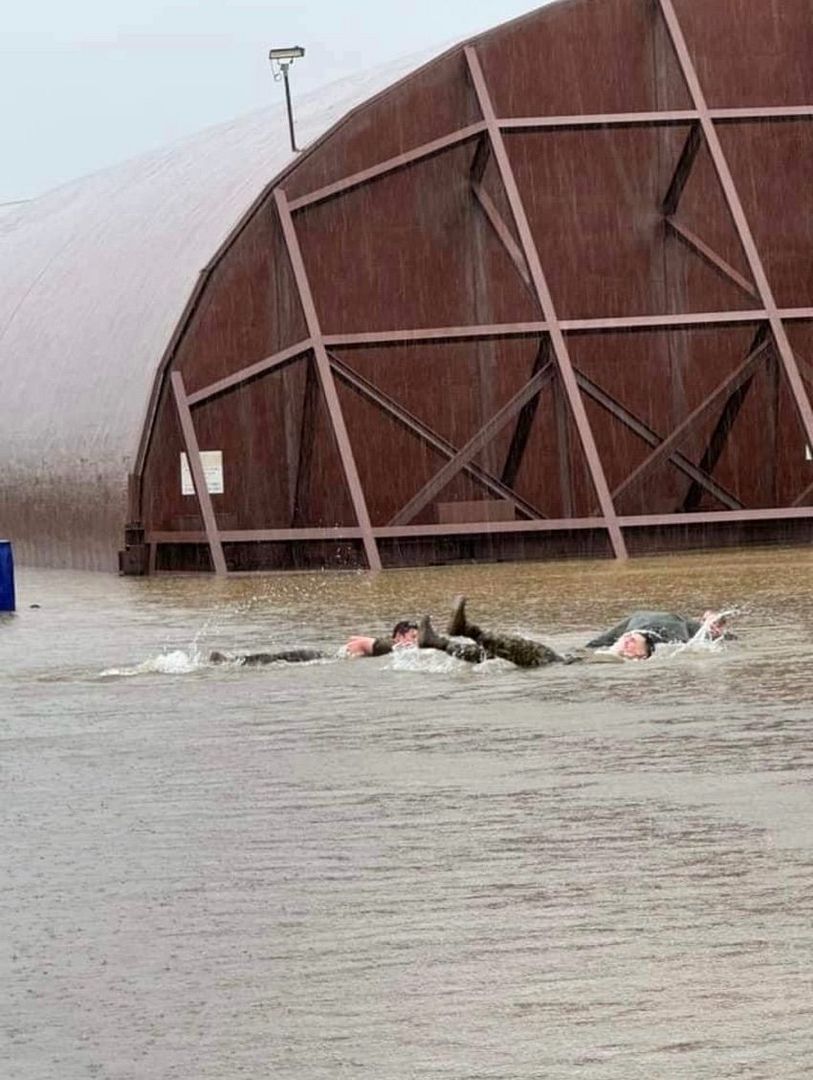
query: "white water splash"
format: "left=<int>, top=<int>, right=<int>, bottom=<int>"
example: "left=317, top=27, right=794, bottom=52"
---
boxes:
left=99, top=648, right=206, bottom=678
left=388, top=644, right=467, bottom=673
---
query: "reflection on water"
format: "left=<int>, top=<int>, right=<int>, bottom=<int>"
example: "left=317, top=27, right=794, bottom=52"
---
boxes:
left=2, top=546, right=813, bottom=1079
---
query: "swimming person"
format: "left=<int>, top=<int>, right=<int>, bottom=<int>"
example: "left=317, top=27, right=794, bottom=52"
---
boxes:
left=585, top=609, right=729, bottom=650
left=209, top=603, right=729, bottom=668
left=416, top=598, right=566, bottom=668
left=416, top=597, right=729, bottom=667
left=210, top=619, right=428, bottom=665
left=344, top=619, right=420, bottom=657
left=209, top=646, right=325, bottom=666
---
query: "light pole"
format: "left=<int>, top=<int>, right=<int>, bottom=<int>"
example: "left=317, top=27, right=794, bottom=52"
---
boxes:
left=269, top=46, right=305, bottom=153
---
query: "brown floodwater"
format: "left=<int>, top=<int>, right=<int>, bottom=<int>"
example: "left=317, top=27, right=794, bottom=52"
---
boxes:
left=2, top=546, right=812, bottom=1079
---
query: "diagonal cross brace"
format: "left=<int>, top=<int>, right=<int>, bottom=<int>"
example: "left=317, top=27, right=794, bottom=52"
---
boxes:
left=500, top=339, right=551, bottom=488
left=661, top=122, right=702, bottom=217
left=576, top=372, right=743, bottom=510
left=611, top=337, right=772, bottom=502
left=388, top=359, right=556, bottom=526
left=171, top=370, right=228, bottom=575
left=327, top=351, right=547, bottom=520
left=468, top=142, right=742, bottom=514
left=681, top=370, right=756, bottom=511
left=658, top=0, right=813, bottom=469
left=666, top=218, right=757, bottom=301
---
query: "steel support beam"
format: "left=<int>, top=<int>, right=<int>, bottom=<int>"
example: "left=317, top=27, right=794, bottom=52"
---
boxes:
left=681, top=371, right=756, bottom=511
left=669, top=222, right=758, bottom=300
left=679, top=327, right=769, bottom=512
left=321, top=309, right=813, bottom=349
left=323, top=322, right=549, bottom=348
left=661, top=122, right=702, bottom=216
left=290, top=357, right=319, bottom=527
left=709, top=106, right=813, bottom=122
left=289, top=106, right=813, bottom=213
left=147, top=503, right=813, bottom=547
left=500, top=339, right=551, bottom=488
left=469, top=134, right=491, bottom=185
left=328, top=351, right=546, bottom=520
left=472, top=180, right=534, bottom=293
left=793, top=478, right=813, bottom=508
left=465, top=44, right=626, bottom=558
left=464, top=174, right=743, bottom=512
left=388, top=359, right=555, bottom=526
left=612, top=337, right=771, bottom=502
left=187, top=339, right=312, bottom=407
left=153, top=30, right=813, bottom=569
left=576, top=372, right=742, bottom=510
left=666, top=218, right=758, bottom=301
left=170, top=370, right=227, bottom=575
left=658, top=0, right=813, bottom=462
left=552, top=376, right=575, bottom=518
left=288, top=123, right=486, bottom=212
left=274, top=187, right=382, bottom=571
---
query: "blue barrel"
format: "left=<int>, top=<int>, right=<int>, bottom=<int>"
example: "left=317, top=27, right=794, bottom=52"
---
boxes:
left=0, top=541, right=15, bottom=612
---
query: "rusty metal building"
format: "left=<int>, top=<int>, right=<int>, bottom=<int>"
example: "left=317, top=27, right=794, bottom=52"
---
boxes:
left=3, top=0, right=813, bottom=574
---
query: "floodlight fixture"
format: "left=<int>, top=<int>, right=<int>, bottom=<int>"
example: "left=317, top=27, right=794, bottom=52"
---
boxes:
left=269, top=46, right=305, bottom=63
left=269, top=46, right=306, bottom=153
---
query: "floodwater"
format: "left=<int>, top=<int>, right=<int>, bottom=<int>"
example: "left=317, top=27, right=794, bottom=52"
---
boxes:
left=2, top=547, right=812, bottom=1080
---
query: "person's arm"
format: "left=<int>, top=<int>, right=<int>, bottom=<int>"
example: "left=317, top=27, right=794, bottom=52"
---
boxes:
left=585, top=618, right=630, bottom=649
left=344, top=635, right=392, bottom=657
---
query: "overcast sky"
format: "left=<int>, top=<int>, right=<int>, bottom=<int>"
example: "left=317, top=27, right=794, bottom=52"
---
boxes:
left=1, top=0, right=547, bottom=203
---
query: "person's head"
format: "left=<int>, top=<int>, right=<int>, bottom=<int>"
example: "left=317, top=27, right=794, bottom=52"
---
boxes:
left=612, top=630, right=655, bottom=661
left=700, top=610, right=727, bottom=639
left=391, top=620, right=418, bottom=647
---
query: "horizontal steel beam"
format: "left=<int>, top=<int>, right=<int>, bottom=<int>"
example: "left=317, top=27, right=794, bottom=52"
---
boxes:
left=148, top=527, right=364, bottom=543
left=147, top=503, right=813, bottom=547
left=562, top=309, right=768, bottom=332
left=503, top=110, right=697, bottom=130
left=290, top=106, right=813, bottom=216
left=618, top=506, right=813, bottom=527
left=322, top=310, right=813, bottom=349
left=503, top=106, right=813, bottom=131
left=323, top=322, right=549, bottom=347
left=709, top=105, right=813, bottom=122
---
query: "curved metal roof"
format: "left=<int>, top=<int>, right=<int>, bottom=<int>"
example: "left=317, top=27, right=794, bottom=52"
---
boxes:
left=0, top=42, right=452, bottom=492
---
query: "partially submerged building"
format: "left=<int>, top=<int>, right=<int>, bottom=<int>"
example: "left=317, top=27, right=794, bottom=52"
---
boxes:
left=2, top=0, right=813, bottom=573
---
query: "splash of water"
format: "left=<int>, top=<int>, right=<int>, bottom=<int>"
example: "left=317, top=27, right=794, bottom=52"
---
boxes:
left=99, top=648, right=206, bottom=678
left=388, top=644, right=471, bottom=673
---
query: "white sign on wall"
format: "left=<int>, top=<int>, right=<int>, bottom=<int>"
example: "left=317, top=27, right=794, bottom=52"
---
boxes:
left=181, top=450, right=224, bottom=495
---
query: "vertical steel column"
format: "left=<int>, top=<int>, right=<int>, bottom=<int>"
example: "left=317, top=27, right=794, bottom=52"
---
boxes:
left=274, top=188, right=382, bottom=571
left=464, top=46, right=627, bottom=559
left=658, top=0, right=813, bottom=454
left=171, top=370, right=227, bottom=575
